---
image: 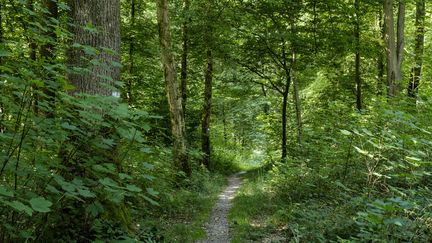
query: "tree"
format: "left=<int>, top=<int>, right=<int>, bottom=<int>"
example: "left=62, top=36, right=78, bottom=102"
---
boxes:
left=383, top=0, right=398, bottom=97
left=156, top=0, right=191, bottom=176
left=408, top=0, right=425, bottom=98
left=354, top=0, right=362, bottom=110
left=180, top=0, right=190, bottom=114
left=68, top=0, right=121, bottom=95
left=201, top=6, right=214, bottom=169
left=383, top=0, right=405, bottom=97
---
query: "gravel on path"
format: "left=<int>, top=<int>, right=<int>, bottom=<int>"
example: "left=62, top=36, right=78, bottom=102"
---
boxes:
left=198, top=172, right=245, bottom=243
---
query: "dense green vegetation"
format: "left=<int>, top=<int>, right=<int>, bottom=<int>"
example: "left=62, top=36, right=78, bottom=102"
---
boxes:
left=0, top=0, right=431, bottom=242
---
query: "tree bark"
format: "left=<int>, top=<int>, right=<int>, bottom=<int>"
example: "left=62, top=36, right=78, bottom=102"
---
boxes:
left=202, top=48, right=213, bottom=169
left=383, top=0, right=398, bottom=97
left=354, top=0, right=362, bottom=110
left=281, top=84, right=289, bottom=162
left=396, top=0, right=405, bottom=81
left=126, top=0, right=136, bottom=105
left=377, top=10, right=385, bottom=96
left=180, top=0, right=190, bottom=114
left=408, top=0, right=425, bottom=98
left=291, top=51, right=302, bottom=145
left=156, top=0, right=191, bottom=176
left=68, top=0, right=121, bottom=96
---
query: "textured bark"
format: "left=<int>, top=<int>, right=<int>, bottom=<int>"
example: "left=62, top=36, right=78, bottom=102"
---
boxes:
left=396, top=0, right=405, bottom=81
left=202, top=49, right=213, bottom=169
left=408, top=0, right=425, bottom=98
left=354, top=0, right=362, bottom=110
left=281, top=86, right=289, bottom=162
left=126, top=0, right=136, bottom=105
left=180, top=0, right=190, bottom=114
left=383, top=0, right=397, bottom=97
left=377, top=10, right=385, bottom=96
left=281, top=43, right=291, bottom=162
left=156, top=0, right=191, bottom=176
left=291, top=51, right=302, bottom=145
left=68, top=0, right=121, bottom=96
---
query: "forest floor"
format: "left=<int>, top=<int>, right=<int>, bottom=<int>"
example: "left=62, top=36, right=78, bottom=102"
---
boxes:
left=198, top=172, right=245, bottom=242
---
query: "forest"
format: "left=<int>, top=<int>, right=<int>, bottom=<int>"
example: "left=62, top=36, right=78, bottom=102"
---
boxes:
left=0, top=0, right=431, bottom=242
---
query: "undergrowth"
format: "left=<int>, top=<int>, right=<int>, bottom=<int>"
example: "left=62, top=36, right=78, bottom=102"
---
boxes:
left=230, top=101, right=432, bottom=242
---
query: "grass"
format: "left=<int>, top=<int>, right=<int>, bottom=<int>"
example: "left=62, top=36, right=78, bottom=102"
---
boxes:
left=229, top=168, right=285, bottom=242
left=138, top=171, right=227, bottom=242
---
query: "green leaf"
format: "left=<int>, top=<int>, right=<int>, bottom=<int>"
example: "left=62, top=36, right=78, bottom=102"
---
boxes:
left=6, top=200, right=33, bottom=216
left=61, top=122, right=78, bottom=131
left=340, top=129, right=351, bottom=136
left=29, top=197, right=53, bottom=213
left=126, top=184, right=142, bottom=192
left=119, top=173, right=132, bottom=180
left=0, top=185, right=14, bottom=197
left=141, top=195, right=159, bottom=206
left=0, top=48, right=11, bottom=57
left=99, top=177, right=119, bottom=188
left=146, top=188, right=159, bottom=196
left=77, top=189, right=96, bottom=198
left=45, top=185, right=60, bottom=195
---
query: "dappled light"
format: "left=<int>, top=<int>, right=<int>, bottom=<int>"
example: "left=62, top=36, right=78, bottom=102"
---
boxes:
left=0, top=0, right=431, bottom=242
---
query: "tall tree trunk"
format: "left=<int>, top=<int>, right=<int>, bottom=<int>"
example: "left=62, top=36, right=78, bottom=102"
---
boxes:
left=0, top=0, right=4, bottom=133
left=40, top=0, right=58, bottom=117
left=292, top=52, right=302, bottom=145
left=127, top=0, right=136, bottom=105
left=408, top=0, right=425, bottom=98
left=68, top=0, right=121, bottom=95
left=222, top=103, right=227, bottom=146
left=156, top=0, right=191, bottom=176
left=354, top=0, right=362, bottom=110
left=28, top=0, right=37, bottom=61
left=383, top=0, right=397, bottom=97
left=202, top=48, right=213, bottom=169
left=377, top=10, right=385, bottom=96
left=180, top=0, right=190, bottom=114
left=281, top=42, right=291, bottom=162
left=396, top=0, right=405, bottom=81
left=281, top=85, right=289, bottom=162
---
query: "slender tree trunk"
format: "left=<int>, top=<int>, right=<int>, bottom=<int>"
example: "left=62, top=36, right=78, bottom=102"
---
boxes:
left=68, top=0, right=121, bottom=95
left=40, top=0, right=58, bottom=117
left=408, top=0, right=425, bottom=98
left=281, top=85, right=289, bottom=162
left=383, top=0, right=397, bottom=97
left=396, top=0, right=405, bottom=81
left=0, top=0, right=4, bottom=134
left=261, top=84, right=270, bottom=114
left=377, top=10, right=385, bottom=96
left=222, top=103, right=227, bottom=146
left=28, top=1, right=37, bottom=61
left=127, top=0, right=136, bottom=105
left=156, top=0, right=191, bottom=176
left=291, top=52, right=302, bottom=144
left=180, top=0, right=190, bottom=114
left=202, top=48, right=213, bottom=169
left=354, top=0, right=362, bottom=110
left=281, top=42, right=291, bottom=162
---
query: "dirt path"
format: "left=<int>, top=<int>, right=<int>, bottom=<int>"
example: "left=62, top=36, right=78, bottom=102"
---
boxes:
left=198, top=172, right=244, bottom=243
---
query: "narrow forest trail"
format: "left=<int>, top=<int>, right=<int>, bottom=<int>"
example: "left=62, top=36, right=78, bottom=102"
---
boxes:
left=198, top=172, right=245, bottom=243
